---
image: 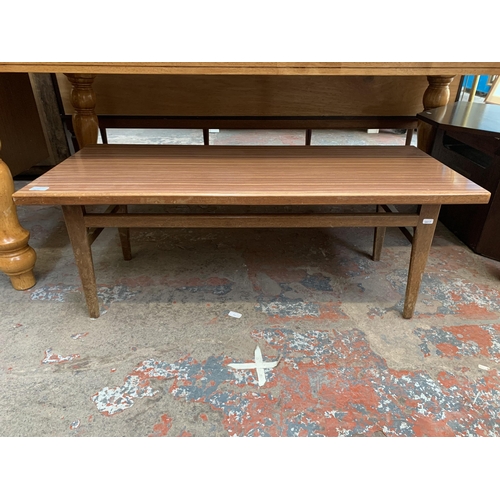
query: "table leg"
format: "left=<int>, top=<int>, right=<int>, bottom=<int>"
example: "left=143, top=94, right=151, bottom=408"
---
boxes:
left=64, top=74, right=98, bottom=148
left=403, top=204, right=441, bottom=319
left=62, top=205, right=100, bottom=318
left=405, top=129, right=414, bottom=146
left=372, top=205, right=386, bottom=261
left=0, top=156, right=36, bottom=289
left=305, top=129, right=312, bottom=145
left=417, top=75, right=455, bottom=154
left=117, top=205, right=132, bottom=261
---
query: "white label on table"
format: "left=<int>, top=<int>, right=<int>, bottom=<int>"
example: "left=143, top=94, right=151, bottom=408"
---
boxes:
left=228, top=311, right=242, bottom=318
left=29, top=186, right=50, bottom=191
left=422, top=219, right=434, bottom=224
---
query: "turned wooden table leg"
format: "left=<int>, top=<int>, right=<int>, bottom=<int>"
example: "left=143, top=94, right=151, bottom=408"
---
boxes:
left=64, top=74, right=98, bottom=148
left=0, top=152, right=36, bottom=290
left=417, top=75, right=455, bottom=154
left=403, top=204, right=441, bottom=319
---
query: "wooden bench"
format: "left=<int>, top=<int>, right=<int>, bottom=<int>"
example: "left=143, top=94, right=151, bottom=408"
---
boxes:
left=13, top=144, right=490, bottom=319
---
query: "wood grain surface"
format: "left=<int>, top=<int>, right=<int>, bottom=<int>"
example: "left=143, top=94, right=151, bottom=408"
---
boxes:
left=55, top=74, right=453, bottom=117
left=82, top=212, right=421, bottom=228
left=2, top=62, right=500, bottom=75
left=13, top=145, right=491, bottom=206
left=0, top=73, right=48, bottom=176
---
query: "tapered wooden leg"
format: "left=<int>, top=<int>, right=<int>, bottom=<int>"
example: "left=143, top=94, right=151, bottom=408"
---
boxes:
left=62, top=205, right=100, bottom=318
left=117, top=205, right=132, bottom=261
left=372, top=205, right=386, bottom=261
left=405, top=129, right=414, bottom=146
left=100, top=127, right=108, bottom=144
left=417, top=75, right=455, bottom=154
left=305, top=129, right=312, bottom=145
left=403, top=204, right=441, bottom=319
left=64, top=74, right=98, bottom=148
left=0, top=156, right=36, bottom=289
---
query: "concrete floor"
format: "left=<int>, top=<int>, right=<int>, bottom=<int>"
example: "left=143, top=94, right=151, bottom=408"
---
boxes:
left=2, top=129, right=500, bottom=437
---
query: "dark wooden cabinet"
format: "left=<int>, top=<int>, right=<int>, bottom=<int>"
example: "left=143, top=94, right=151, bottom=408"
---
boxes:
left=418, top=102, right=500, bottom=261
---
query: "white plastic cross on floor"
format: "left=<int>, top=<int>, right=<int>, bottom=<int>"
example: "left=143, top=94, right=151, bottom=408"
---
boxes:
left=228, top=346, right=280, bottom=387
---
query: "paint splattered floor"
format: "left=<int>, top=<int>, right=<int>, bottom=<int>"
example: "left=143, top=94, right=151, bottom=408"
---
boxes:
left=2, top=129, right=500, bottom=437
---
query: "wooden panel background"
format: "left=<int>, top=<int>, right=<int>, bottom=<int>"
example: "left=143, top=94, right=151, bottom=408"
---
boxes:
left=0, top=73, right=48, bottom=176
left=56, top=75, right=461, bottom=117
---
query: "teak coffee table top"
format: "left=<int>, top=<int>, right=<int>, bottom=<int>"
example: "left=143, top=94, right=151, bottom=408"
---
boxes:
left=13, top=145, right=491, bottom=206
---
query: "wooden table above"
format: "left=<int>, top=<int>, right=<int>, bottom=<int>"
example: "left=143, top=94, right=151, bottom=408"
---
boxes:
left=1, top=62, right=500, bottom=75
left=1, top=62, right=500, bottom=291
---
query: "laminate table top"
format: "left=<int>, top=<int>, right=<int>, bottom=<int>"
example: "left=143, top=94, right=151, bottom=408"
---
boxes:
left=13, top=145, right=491, bottom=207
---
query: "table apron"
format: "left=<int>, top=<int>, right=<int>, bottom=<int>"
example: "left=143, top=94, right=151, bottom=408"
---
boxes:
left=83, top=212, right=421, bottom=229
